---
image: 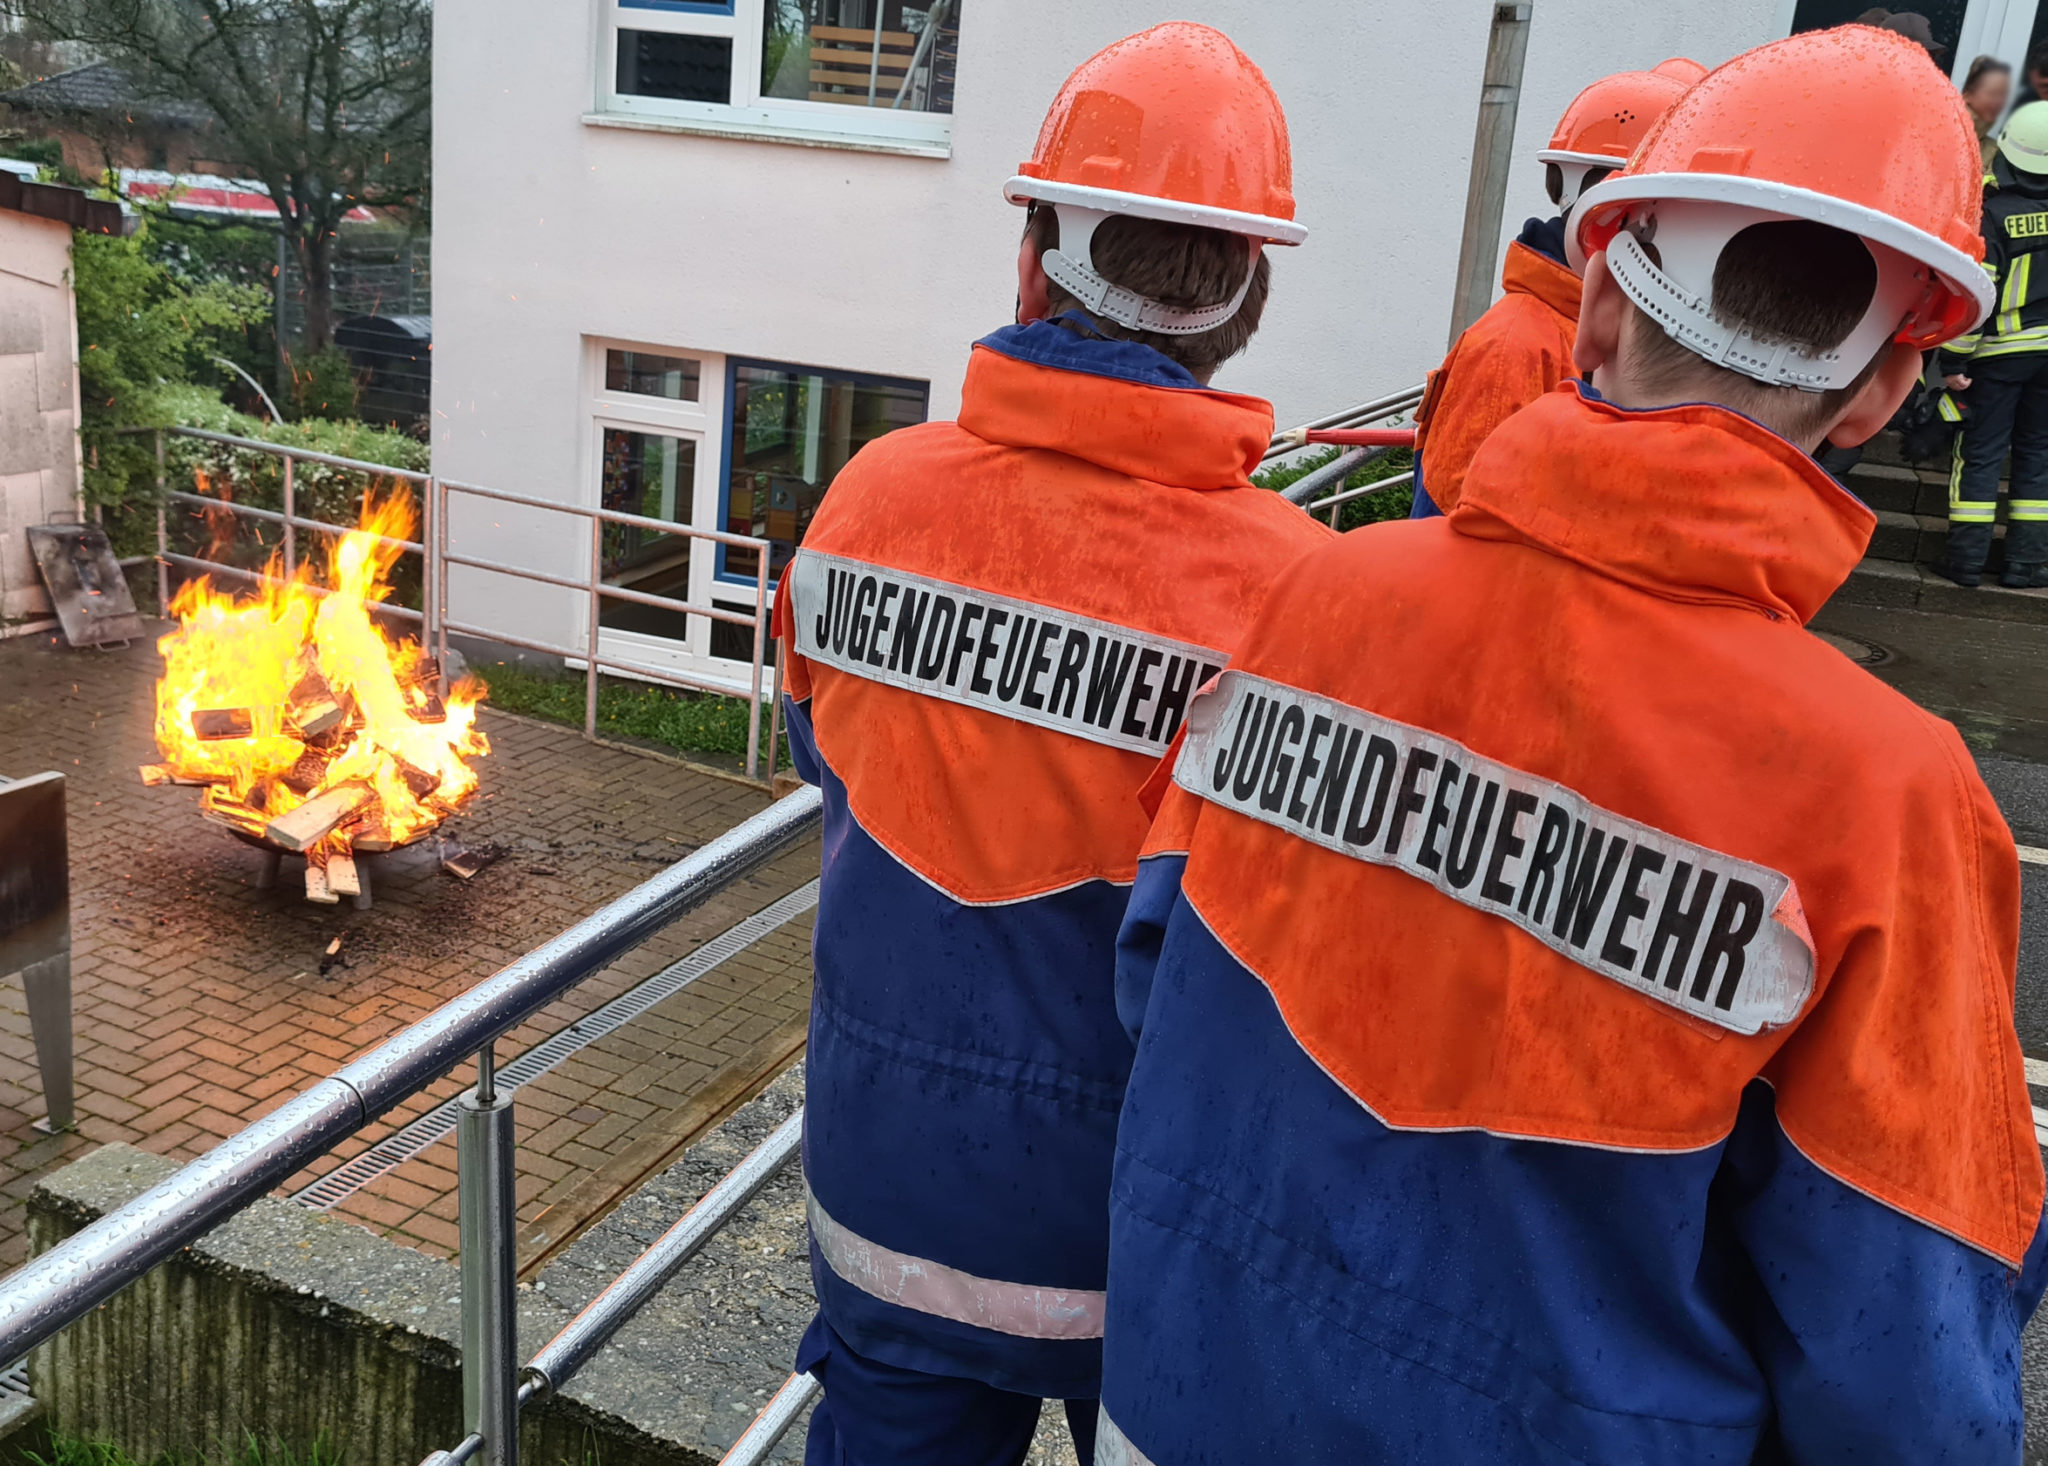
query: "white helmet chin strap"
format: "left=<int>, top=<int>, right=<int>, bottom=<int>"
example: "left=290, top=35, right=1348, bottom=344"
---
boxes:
left=1040, top=205, right=1260, bottom=336
left=1603, top=199, right=1929, bottom=393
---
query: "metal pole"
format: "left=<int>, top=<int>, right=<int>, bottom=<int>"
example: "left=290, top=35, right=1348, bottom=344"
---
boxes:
left=586, top=518, right=603, bottom=741
left=1448, top=3, right=1534, bottom=346
left=436, top=477, right=451, bottom=677
left=423, top=475, right=437, bottom=676
left=765, top=659, right=782, bottom=790
left=154, top=431, right=169, bottom=616
left=867, top=4, right=884, bottom=103
left=459, top=1045, right=518, bottom=1466
left=522, top=1111, right=803, bottom=1398
left=720, top=1372, right=822, bottom=1466
left=282, top=454, right=296, bottom=579
left=746, top=560, right=767, bottom=783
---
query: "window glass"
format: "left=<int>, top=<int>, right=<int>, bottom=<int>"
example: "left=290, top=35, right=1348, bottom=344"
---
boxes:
left=600, top=428, right=699, bottom=640
left=606, top=349, right=701, bottom=402
left=1789, top=0, right=1962, bottom=61
left=617, top=29, right=734, bottom=103
left=724, top=362, right=928, bottom=582
left=760, top=0, right=960, bottom=114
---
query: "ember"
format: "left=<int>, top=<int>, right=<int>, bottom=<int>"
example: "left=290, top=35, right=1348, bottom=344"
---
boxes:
left=144, top=492, right=489, bottom=902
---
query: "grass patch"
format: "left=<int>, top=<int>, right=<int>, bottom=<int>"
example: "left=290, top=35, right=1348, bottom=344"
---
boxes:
left=478, top=660, right=788, bottom=769
left=1252, top=446, right=1415, bottom=531
left=28, top=1430, right=344, bottom=1466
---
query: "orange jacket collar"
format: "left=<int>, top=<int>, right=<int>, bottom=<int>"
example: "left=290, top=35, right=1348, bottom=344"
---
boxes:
left=1501, top=240, right=1583, bottom=323
left=1451, top=383, right=1874, bottom=625
left=958, top=341, right=1273, bottom=491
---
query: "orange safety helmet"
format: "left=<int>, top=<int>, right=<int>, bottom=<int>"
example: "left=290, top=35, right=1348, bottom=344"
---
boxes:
left=1536, top=58, right=1706, bottom=213
left=1572, top=26, right=1992, bottom=390
left=1004, top=22, right=1304, bottom=335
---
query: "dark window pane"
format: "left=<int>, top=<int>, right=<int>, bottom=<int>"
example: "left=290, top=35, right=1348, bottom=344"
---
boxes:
left=760, top=0, right=960, bottom=115
left=1790, top=0, right=1962, bottom=63
left=606, top=349, right=701, bottom=402
left=724, top=362, right=928, bottom=583
left=600, top=428, right=699, bottom=641
left=618, top=29, right=733, bottom=103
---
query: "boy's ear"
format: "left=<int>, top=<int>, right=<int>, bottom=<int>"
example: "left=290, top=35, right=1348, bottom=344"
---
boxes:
left=1017, top=235, right=1052, bottom=325
left=1819, top=341, right=1925, bottom=449
left=1573, top=254, right=1629, bottom=379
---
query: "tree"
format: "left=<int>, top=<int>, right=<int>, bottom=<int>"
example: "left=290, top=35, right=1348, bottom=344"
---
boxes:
left=0, top=0, right=430, bottom=351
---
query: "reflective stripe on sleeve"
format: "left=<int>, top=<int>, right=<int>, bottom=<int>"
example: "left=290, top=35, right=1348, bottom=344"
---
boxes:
left=1095, top=1407, right=1158, bottom=1466
left=807, top=1192, right=1107, bottom=1340
left=1173, top=670, right=1817, bottom=1036
left=787, top=549, right=1225, bottom=758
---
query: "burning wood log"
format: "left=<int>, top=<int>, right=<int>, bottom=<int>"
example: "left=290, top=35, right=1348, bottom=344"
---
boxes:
left=326, top=850, right=361, bottom=899
left=198, top=789, right=269, bottom=838
left=391, top=752, right=442, bottom=802
left=286, top=669, right=350, bottom=738
left=264, top=782, right=375, bottom=853
left=280, top=750, right=333, bottom=795
left=192, top=708, right=259, bottom=741
left=401, top=658, right=447, bottom=724
left=139, top=764, right=222, bottom=787
left=305, top=860, right=339, bottom=905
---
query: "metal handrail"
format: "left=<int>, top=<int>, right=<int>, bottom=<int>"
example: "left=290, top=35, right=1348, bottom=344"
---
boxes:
left=0, top=785, right=824, bottom=1369
left=1265, top=385, right=1425, bottom=462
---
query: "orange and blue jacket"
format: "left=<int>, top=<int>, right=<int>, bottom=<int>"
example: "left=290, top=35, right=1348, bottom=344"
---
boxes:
left=1411, top=217, right=1582, bottom=519
left=774, top=319, right=1332, bottom=1397
left=1100, top=381, right=2047, bottom=1462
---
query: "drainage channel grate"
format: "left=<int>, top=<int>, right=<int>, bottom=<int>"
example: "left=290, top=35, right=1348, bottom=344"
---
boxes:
left=292, top=879, right=821, bottom=1212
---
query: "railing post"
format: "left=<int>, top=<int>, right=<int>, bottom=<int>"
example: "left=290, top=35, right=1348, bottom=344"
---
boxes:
left=436, top=477, right=451, bottom=680
left=282, top=454, right=296, bottom=579
left=153, top=431, right=169, bottom=616
left=746, top=555, right=767, bottom=783
left=586, top=517, right=603, bottom=741
left=766, top=659, right=782, bottom=790
left=458, top=1045, right=518, bottom=1466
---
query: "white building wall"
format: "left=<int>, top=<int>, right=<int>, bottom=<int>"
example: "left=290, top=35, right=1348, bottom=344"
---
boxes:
left=431, top=1, right=1783, bottom=679
left=0, top=209, right=83, bottom=628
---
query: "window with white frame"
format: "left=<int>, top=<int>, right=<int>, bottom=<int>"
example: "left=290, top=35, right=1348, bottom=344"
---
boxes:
left=588, top=338, right=928, bottom=673
left=601, top=0, right=962, bottom=153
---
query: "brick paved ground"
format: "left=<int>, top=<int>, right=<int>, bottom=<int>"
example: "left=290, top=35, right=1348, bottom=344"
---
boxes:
left=0, top=626, right=818, bottom=1267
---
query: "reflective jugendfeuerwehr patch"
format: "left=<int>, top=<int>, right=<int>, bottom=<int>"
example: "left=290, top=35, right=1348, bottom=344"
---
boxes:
left=1174, top=671, right=1815, bottom=1035
left=790, top=550, right=1224, bottom=757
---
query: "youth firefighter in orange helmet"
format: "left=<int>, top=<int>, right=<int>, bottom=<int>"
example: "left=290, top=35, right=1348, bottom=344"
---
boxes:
left=772, top=23, right=1330, bottom=1464
left=1409, top=58, right=1704, bottom=519
left=1099, top=27, right=2046, bottom=1461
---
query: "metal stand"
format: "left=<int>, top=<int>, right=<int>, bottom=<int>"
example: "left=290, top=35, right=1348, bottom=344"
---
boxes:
left=458, top=1046, right=518, bottom=1466
left=352, top=855, right=373, bottom=912
left=21, top=955, right=72, bottom=1134
left=0, top=774, right=76, bottom=1136
left=255, top=849, right=283, bottom=891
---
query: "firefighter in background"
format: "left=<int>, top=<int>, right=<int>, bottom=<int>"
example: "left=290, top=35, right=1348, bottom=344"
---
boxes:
left=1936, top=98, right=2048, bottom=588
left=1408, top=58, right=1704, bottom=519
left=773, top=24, right=1332, bottom=1465
left=1100, top=29, right=2044, bottom=1462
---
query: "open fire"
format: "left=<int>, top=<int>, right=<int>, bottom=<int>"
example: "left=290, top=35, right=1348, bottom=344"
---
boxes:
left=141, top=491, right=489, bottom=904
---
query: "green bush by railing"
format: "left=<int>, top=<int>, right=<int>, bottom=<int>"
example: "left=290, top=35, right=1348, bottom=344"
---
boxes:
left=1252, top=446, right=1416, bottom=532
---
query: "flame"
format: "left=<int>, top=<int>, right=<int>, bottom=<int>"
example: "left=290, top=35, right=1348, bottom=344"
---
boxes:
left=153, top=490, right=489, bottom=850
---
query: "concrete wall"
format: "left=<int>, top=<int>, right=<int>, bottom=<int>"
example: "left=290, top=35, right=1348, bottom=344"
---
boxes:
left=429, top=2, right=1782, bottom=676
left=0, top=208, right=82, bottom=629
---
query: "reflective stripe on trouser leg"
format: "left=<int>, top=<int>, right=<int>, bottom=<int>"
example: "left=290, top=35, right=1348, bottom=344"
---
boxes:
left=1094, top=1407, right=1157, bottom=1466
left=2012, top=499, right=2048, bottom=521
left=1951, top=435, right=2000, bottom=523
left=806, top=1193, right=1106, bottom=1340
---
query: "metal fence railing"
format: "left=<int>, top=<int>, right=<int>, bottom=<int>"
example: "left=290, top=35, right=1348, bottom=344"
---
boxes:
left=0, top=785, right=827, bottom=1466
left=148, top=427, right=783, bottom=783
left=1264, top=384, right=1426, bottom=527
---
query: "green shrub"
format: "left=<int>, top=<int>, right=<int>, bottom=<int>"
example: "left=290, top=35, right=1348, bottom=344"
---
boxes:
left=283, top=348, right=364, bottom=422
left=1252, top=445, right=1415, bottom=532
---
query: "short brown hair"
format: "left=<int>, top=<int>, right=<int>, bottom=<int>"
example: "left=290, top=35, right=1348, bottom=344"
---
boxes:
left=1622, top=218, right=1886, bottom=442
left=1024, top=205, right=1271, bottom=380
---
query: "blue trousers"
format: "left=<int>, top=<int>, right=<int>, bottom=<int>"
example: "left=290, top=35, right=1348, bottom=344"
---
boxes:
left=798, top=1314, right=1098, bottom=1466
